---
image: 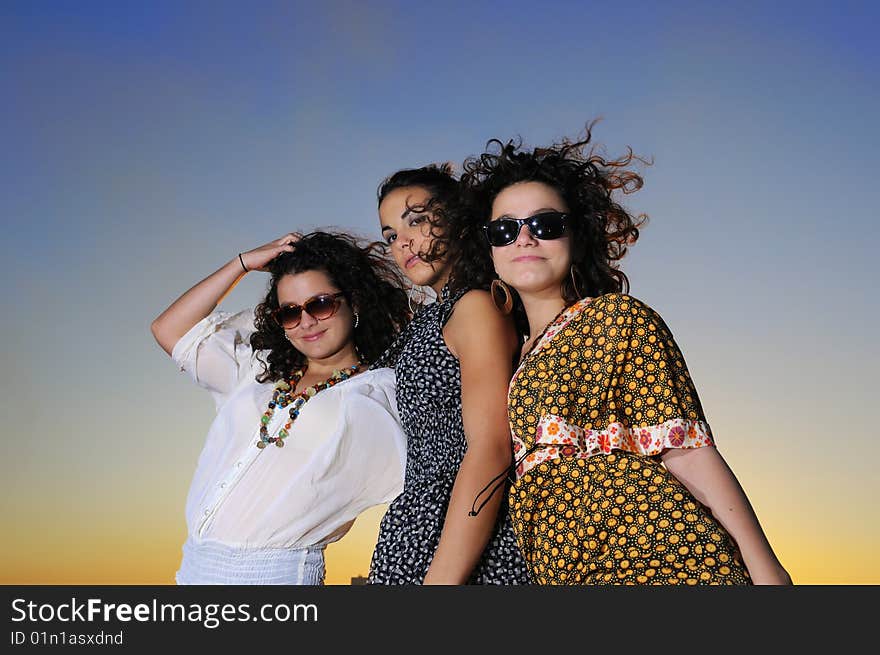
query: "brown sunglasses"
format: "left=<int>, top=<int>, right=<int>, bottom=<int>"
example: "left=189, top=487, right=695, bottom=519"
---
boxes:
left=271, top=292, right=346, bottom=329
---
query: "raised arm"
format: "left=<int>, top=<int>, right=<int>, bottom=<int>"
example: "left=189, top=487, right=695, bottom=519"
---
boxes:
left=423, top=290, right=519, bottom=584
left=662, top=446, right=793, bottom=584
left=150, top=234, right=299, bottom=355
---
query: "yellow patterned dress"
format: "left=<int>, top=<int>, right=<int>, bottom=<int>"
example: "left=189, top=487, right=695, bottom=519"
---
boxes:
left=507, top=293, right=751, bottom=585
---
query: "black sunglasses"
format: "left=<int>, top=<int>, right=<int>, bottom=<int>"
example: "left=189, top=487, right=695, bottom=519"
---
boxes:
left=483, top=211, right=570, bottom=247
left=272, top=292, right=346, bottom=329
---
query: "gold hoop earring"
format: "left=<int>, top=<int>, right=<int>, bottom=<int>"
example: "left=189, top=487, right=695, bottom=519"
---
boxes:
left=490, top=279, right=514, bottom=314
left=569, top=266, right=584, bottom=299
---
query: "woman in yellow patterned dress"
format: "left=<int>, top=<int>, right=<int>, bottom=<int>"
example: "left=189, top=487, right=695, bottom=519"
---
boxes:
left=460, top=124, right=792, bottom=585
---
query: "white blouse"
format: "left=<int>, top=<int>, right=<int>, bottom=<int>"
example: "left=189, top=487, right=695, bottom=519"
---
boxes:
left=170, top=309, right=407, bottom=550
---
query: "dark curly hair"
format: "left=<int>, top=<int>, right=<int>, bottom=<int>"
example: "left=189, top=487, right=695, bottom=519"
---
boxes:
left=250, top=231, right=410, bottom=383
left=460, top=120, right=650, bottom=307
left=377, top=163, right=497, bottom=295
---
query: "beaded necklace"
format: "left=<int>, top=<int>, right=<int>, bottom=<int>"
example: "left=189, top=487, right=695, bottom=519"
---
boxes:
left=257, top=361, right=364, bottom=449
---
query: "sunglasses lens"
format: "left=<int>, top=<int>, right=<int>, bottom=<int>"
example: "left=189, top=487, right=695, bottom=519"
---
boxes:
left=304, top=295, right=340, bottom=320
left=530, top=212, right=567, bottom=239
left=486, top=220, right=520, bottom=246
left=276, top=306, right=302, bottom=328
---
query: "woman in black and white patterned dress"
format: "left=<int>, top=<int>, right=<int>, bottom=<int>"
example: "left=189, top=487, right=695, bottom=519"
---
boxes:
left=368, top=165, right=530, bottom=584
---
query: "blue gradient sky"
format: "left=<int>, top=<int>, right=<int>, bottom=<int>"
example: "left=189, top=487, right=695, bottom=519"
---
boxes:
left=2, top=0, right=878, bottom=583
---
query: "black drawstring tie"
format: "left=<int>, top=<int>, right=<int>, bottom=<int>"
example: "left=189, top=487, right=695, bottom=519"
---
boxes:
left=468, top=444, right=540, bottom=517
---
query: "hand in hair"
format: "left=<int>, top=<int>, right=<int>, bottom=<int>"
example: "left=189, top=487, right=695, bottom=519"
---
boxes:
left=151, top=232, right=301, bottom=356
left=239, top=233, right=302, bottom=272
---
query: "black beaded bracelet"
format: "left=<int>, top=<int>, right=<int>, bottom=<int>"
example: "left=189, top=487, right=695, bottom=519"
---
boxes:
left=238, top=253, right=249, bottom=272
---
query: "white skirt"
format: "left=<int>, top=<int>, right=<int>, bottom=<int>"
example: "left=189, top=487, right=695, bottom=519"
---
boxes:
left=176, top=537, right=325, bottom=585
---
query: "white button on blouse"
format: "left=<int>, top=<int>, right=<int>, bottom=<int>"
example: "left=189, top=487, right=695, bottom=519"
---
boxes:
left=171, top=309, right=407, bottom=550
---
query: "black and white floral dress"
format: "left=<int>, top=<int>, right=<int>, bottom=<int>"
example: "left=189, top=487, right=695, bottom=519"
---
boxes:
left=368, top=286, right=530, bottom=585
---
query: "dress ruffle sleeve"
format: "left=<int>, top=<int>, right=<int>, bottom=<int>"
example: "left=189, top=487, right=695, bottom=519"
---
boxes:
left=509, top=293, right=714, bottom=478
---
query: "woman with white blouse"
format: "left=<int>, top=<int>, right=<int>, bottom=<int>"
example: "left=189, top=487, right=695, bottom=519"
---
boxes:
left=151, top=231, right=411, bottom=584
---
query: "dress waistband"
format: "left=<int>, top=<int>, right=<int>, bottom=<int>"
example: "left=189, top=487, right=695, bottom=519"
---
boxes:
left=176, top=537, right=325, bottom=585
